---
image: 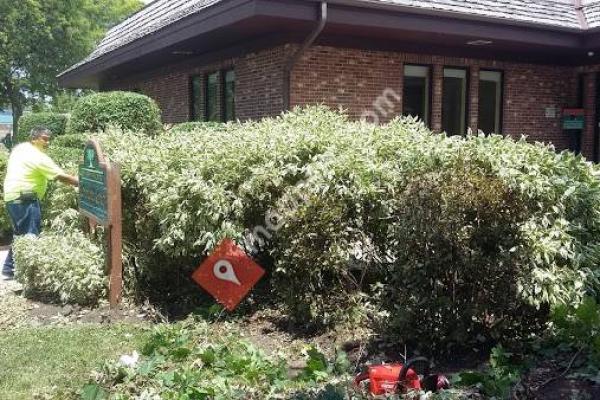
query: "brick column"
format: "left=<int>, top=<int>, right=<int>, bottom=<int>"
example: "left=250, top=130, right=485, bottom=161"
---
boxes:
left=469, top=66, right=480, bottom=134
left=432, top=64, right=443, bottom=132
left=397, top=62, right=404, bottom=116
left=583, top=72, right=596, bottom=161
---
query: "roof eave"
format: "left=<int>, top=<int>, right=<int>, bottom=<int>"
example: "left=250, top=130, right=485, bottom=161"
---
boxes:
left=59, top=0, right=259, bottom=88
left=60, top=0, right=593, bottom=88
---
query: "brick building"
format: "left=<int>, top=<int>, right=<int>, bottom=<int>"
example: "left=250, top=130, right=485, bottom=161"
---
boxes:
left=60, top=0, right=600, bottom=160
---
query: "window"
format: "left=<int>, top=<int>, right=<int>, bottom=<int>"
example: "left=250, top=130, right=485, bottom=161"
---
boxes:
left=479, top=70, right=503, bottom=134
left=190, top=76, right=203, bottom=121
left=206, top=71, right=219, bottom=122
left=442, top=68, right=468, bottom=136
left=224, top=69, right=235, bottom=122
left=403, top=65, right=430, bottom=125
left=190, top=69, right=236, bottom=122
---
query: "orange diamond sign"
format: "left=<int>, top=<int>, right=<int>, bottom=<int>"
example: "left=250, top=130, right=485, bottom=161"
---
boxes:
left=192, top=238, right=265, bottom=311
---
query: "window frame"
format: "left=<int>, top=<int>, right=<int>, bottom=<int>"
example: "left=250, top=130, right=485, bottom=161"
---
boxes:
left=189, top=75, right=203, bottom=122
left=205, top=71, right=221, bottom=122
left=403, top=63, right=433, bottom=127
left=222, top=68, right=235, bottom=122
left=478, top=69, right=504, bottom=135
left=442, top=66, right=470, bottom=136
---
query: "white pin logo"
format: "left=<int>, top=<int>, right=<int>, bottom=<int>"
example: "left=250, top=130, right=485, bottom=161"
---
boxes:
left=213, top=259, right=241, bottom=285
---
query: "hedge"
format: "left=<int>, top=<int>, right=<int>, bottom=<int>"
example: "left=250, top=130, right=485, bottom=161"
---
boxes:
left=16, top=112, right=69, bottom=144
left=13, top=229, right=106, bottom=305
left=11, top=107, right=600, bottom=350
left=92, top=108, right=600, bottom=343
left=68, top=91, right=162, bottom=136
left=51, top=134, right=88, bottom=150
left=0, top=149, right=11, bottom=243
left=169, top=121, right=227, bottom=134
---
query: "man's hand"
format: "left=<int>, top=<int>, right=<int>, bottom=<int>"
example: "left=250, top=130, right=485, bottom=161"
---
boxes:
left=57, top=174, right=79, bottom=187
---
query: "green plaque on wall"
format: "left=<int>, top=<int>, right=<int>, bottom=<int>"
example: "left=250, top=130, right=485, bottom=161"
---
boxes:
left=562, top=116, right=585, bottom=130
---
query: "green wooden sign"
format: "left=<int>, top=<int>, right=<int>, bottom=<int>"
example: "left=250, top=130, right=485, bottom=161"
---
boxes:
left=79, top=142, right=109, bottom=225
left=78, top=139, right=123, bottom=307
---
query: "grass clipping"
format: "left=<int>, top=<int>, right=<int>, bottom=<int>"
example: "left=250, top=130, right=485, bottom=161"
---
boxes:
left=13, top=230, right=107, bottom=305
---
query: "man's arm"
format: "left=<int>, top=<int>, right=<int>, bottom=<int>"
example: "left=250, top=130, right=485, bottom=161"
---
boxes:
left=57, top=174, right=79, bottom=187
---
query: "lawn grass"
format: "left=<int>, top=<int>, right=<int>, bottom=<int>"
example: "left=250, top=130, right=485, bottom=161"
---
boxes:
left=0, top=323, right=149, bottom=399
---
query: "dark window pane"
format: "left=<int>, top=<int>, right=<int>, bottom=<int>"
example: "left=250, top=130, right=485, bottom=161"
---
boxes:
left=442, top=68, right=467, bottom=136
left=224, top=69, right=235, bottom=122
left=206, top=72, right=219, bottom=122
left=479, top=81, right=497, bottom=134
left=190, top=76, right=202, bottom=121
left=478, top=71, right=502, bottom=134
left=403, top=65, right=429, bottom=125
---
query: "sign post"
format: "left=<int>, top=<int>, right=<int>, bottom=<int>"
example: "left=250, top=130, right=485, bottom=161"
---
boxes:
left=79, top=139, right=123, bottom=308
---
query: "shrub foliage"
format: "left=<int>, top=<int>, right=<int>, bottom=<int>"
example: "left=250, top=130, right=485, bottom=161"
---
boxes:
left=13, top=229, right=107, bottom=305
left=7, top=107, right=600, bottom=348
left=0, top=149, right=11, bottom=242
left=16, top=112, right=69, bottom=143
left=68, top=91, right=161, bottom=136
left=168, top=121, right=227, bottom=134
left=51, top=133, right=88, bottom=150
left=88, top=107, right=600, bottom=346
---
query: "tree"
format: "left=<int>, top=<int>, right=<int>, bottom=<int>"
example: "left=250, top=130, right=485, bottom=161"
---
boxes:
left=0, top=0, right=142, bottom=133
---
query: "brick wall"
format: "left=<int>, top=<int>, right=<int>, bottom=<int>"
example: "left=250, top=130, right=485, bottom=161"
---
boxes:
left=102, top=45, right=293, bottom=123
left=291, top=46, right=581, bottom=153
left=102, top=42, right=593, bottom=157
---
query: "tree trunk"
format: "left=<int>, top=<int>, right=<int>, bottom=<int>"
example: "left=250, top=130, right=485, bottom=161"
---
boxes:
left=5, top=79, right=23, bottom=141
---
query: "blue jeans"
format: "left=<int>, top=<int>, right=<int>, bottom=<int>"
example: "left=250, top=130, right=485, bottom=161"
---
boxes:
left=2, top=200, right=41, bottom=276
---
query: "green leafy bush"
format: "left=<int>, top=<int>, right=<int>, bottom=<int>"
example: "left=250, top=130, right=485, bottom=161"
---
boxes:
left=551, top=296, right=600, bottom=359
left=0, top=149, right=12, bottom=243
left=13, top=229, right=107, bottom=305
left=382, top=167, right=539, bottom=347
left=51, top=134, right=88, bottom=150
left=169, top=121, right=227, bottom=134
left=68, top=91, right=161, bottom=136
left=88, top=107, right=600, bottom=344
left=22, top=107, right=600, bottom=349
left=16, top=112, right=69, bottom=143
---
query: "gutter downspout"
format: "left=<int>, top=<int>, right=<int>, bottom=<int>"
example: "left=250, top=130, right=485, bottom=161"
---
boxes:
left=573, top=0, right=589, bottom=30
left=283, top=1, right=328, bottom=111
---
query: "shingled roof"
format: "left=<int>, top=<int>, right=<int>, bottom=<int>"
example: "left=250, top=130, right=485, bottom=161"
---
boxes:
left=63, top=0, right=220, bottom=74
left=374, top=0, right=581, bottom=29
left=62, top=0, right=600, bottom=77
left=584, top=0, right=600, bottom=27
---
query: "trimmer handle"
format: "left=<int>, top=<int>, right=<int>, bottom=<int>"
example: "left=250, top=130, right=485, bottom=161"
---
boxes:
left=398, top=357, right=430, bottom=381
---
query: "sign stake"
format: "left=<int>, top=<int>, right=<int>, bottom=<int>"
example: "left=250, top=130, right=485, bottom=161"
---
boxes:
left=78, top=139, right=123, bottom=308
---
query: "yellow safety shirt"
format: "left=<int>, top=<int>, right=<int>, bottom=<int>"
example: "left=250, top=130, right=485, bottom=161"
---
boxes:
left=3, top=142, right=64, bottom=202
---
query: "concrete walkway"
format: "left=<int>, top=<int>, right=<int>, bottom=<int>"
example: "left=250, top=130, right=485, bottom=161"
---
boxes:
left=0, top=248, right=7, bottom=267
left=0, top=249, right=22, bottom=295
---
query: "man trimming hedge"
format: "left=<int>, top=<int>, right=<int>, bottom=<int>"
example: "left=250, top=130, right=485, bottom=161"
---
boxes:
left=1, top=127, right=79, bottom=280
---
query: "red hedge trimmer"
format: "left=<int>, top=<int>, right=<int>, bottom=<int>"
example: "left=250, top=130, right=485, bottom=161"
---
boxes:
left=354, top=357, right=450, bottom=395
